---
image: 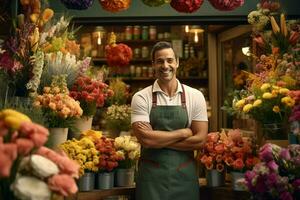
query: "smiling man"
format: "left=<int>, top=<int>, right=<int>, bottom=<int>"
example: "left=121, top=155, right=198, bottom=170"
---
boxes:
left=131, top=41, right=208, bottom=200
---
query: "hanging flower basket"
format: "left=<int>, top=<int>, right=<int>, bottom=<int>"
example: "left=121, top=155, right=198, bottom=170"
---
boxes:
left=170, top=0, right=204, bottom=13
left=208, top=0, right=244, bottom=11
left=60, top=0, right=94, bottom=10
left=99, top=0, right=131, bottom=12
left=105, top=32, right=133, bottom=67
left=142, top=0, right=170, bottom=7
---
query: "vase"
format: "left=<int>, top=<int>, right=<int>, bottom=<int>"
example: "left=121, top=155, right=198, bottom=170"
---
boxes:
left=96, top=172, right=114, bottom=190
left=115, top=168, right=135, bottom=187
left=262, top=123, right=287, bottom=140
left=70, top=116, right=93, bottom=139
left=78, top=172, right=95, bottom=191
left=206, top=169, right=225, bottom=187
left=48, top=128, right=68, bottom=149
left=230, top=172, right=245, bottom=191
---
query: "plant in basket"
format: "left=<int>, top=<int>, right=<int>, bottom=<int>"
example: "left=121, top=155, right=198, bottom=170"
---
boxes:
left=33, top=75, right=83, bottom=128
left=243, top=143, right=300, bottom=199
left=114, top=135, right=140, bottom=169
left=0, top=109, right=79, bottom=200
left=69, top=75, right=114, bottom=117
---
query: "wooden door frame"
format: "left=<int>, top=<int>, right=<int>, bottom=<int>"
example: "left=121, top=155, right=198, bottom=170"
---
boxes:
left=208, top=25, right=252, bottom=131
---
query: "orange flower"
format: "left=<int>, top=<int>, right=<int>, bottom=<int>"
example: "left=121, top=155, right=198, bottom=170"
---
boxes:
left=232, top=158, right=245, bottom=170
left=216, top=163, right=225, bottom=172
left=215, top=143, right=225, bottom=154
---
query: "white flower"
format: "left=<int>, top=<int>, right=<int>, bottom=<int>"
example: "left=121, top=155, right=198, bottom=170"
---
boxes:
left=30, top=155, right=59, bottom=178
left=11, top=176, right=51, bottom=200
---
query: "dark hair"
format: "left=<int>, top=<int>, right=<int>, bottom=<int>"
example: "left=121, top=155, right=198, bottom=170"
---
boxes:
left=151, top=41, right=177, bottom=61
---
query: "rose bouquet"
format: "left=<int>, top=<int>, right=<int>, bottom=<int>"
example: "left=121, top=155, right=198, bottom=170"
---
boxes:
left=221, top=129, right=260, bottom=172
left=0, top=109, right=79, bottom=200
left=33, top=75, right=83, bottom=128
left=198, top=132, right=227, bottom=172
left=114, top=135, right=140, bottom=169
left=70, top=75, right=114, bottom=117
left=60, top=135, right=100, bottom=176
left=243, top=143, right=300, bottom=199
left=94, top=136, right=123, bottom=172
left=105, top=104, right=131, bottom=133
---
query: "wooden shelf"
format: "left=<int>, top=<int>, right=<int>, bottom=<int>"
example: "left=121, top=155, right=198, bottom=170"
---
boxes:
left=106, top=77, right=208, bottom=82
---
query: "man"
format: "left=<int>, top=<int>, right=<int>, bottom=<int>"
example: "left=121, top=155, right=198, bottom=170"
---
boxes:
left=131, top=41, right=208, bottom=200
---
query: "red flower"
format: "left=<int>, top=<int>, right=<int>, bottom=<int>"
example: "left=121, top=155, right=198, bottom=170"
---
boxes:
left=170, top=0, right=204, bottom=13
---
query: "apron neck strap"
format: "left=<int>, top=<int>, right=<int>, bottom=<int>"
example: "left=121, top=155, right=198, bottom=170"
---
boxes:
left=152, top=84, right=186, bottom=109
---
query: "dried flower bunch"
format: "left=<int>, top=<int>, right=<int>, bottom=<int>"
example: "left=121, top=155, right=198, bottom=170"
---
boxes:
left=105, top=104, right=131, bottom=132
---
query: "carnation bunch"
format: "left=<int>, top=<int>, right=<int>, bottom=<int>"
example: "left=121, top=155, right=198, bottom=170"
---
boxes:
left=70, top=75, right=114, bottom=116
left=94, top=136, right=123, bottom=172
left=243, top=143, right=300, bottom=199
left=0, top=109, right=79, bottom=199
left=33, top=75, right=83, bottom=128
left=114, top=136, right=140, bottom=169
left=60, top=137, right=100, bottom=176
left=105, top=104, right=131, bottom=132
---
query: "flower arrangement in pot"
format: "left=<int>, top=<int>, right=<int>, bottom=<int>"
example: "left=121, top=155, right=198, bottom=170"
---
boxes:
left=243, top=143, right=300, bottom=199
left=0, top=109, right=79, bottom=199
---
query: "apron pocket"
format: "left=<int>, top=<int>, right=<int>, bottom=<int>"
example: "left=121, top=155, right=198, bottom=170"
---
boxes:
left=175, top=159, right=198, bottom=181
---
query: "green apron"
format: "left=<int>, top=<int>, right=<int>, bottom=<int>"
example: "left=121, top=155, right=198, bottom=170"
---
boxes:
left=136, top=84, right=199, bottom=200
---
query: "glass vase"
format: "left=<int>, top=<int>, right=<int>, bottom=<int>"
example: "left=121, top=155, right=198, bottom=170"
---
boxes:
left=262, top=123, right=287, bottom=140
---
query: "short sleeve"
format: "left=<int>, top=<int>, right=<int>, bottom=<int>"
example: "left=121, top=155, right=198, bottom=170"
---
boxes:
left=131, top=92, right=151, bottom=124
left=191, top=90, right=208, bottom=122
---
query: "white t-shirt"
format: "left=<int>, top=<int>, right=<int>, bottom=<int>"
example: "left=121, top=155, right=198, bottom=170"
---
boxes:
left=131, top=79, right=208, bottom=127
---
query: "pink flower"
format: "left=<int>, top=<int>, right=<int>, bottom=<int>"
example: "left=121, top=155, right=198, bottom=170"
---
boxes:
left=15, top=138, right=34, bottom=155
left=207, top=132, right=219, bottom=143
left=48, top=174, right=78, bottom=196
left=227, top=129, right=242, bottom=142
left=279, top=191, right=293, bottom=200
left=19, top=122, right=49, bottom=147
left=0, top=143, right=18, bottom=177
left=267, top=160, right=279, bottom=172
left=259, top=144, right=274, bottom=162
left=279, top=149, right=291, bottom=161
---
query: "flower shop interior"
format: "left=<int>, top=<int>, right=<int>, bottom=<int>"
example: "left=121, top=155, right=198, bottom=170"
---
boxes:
left=1, top=0, right=300, bottom=200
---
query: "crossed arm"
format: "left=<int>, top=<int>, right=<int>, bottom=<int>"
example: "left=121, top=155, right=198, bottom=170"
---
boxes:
left=132, top=120, right=208, bottom=151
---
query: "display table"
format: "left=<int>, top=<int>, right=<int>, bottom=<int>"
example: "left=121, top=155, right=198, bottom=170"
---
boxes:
left=66, top=179, right=251, bottom=200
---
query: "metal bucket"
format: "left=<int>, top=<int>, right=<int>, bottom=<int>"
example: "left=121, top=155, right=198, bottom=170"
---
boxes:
left=206, top=169, right=225, bottom=187
left=116, top=168, right=135, bottom=187
left=78, top=172, right=95, bottom=191
left=97, top=172, right=115, bottom=190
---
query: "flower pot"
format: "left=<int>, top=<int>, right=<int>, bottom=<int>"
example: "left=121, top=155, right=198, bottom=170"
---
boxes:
left=48, top=128, right=68, bottom=149
left=70, top=116, right=93, bottom=139
left=231, top=172, right=245, bottom=191
left=206, top=169, right=225, bottom=187
left=96, top=172, right=114, bottom=190
left=115, top=168, right=135, bottom=187
left=78, top=172, right=95, bottom=191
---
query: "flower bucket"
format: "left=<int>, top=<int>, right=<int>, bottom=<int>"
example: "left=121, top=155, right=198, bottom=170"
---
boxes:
left=231, top=172, right=245, bottom=191
left=70, top=116, right=93, bottom=139
left=115, top=168, right=135, bottom=187
left=78, top=172, right=95, bottom=191
left=206, top=169, right=225, bottom=187
left=96, top=172, right=114, bottom=190
left=48, top=128, right=68, bottom=149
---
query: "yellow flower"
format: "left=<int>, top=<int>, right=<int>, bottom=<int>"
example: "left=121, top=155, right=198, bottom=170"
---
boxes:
left=281, top=96, right=295, bottom=107
left=262, top=92, right=274, bottom=99
left=260, top=83, right=271, bottom=91
left=273, top=106, right=280, bottom=113
left=279, top=88, right=289, bottom=94
left=243, top=104, right=253, bottom=113
left=235, top=99, right=246, bottom=108
left=253, top=99, right=262, bottom=107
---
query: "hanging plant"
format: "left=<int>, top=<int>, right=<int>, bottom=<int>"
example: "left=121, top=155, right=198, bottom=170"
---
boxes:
left=105, top=32, right=133, bottom=67
left=142, top=0, right=170, bottom=7
left=99, top=0, right=131, bottom=12
left=208, top=0, right=244, bottom=11
left=60, top=0, right=94, bottom=10
left=170, top=0, right=204, bottom=13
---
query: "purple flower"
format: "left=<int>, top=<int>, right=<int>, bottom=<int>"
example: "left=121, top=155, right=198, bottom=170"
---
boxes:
left=279, top=149, right=291, bottom=161
left=266, top=172, right=278, bottom=187
left=279, top=191, right=293, bottom=200
left=267, top=160, right=279, bottom=172
left=291, top=156, right=300, bottom=166
left=292, top=179, right=300, bottom=190
left=259, top=144, right=274, bottom=162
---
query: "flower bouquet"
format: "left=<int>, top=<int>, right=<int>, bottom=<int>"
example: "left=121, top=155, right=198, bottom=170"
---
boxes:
left=105, top=104, right=131, bottom=135
left=70, top=75, right=114, bottom=117
left=0, top=109, right=79, bottom=200
left=107, top=78, right=130, bottom=105
left=114, top=135, right=140, bottom=169
left=33, top=75, right=83, bottom=128
left=243, top=143, right=300, bottom=199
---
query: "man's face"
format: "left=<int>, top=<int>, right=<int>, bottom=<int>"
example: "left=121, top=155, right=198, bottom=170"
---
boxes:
left=152, top=48, right=179, bottom=83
